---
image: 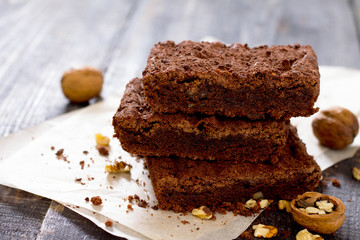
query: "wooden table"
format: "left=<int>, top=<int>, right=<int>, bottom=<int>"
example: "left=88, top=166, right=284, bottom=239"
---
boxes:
left=1, top=0, right=360, bottom=239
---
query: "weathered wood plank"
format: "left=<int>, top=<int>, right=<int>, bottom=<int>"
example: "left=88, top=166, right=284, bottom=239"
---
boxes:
left=37, top=201, right=125, bottom=240
left=349, top=0, right=360, bottom=51
left=0, top=185, right=51, bottom=240
left=0, top=0, right=138, bottom=137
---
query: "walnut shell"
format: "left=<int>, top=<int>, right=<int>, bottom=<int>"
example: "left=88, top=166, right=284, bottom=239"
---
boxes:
left=61, top=67, right=103, bottom=103
left=290, top=192, right=345, bottom=234
left=312, top=106, right=359, bottom=149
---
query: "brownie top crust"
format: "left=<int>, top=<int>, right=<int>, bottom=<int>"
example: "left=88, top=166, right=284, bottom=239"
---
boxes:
left=114, top=78, right=288, bottom=140
left=142, top=40, right=320, bottom=89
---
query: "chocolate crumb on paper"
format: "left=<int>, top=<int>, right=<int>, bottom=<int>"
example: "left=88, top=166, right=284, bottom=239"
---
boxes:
left=96, top=145, right=109, bottom=156
left=105, top=219, right=113, bottom=227
left=79, top=160, right=85, bottom=169
left=90, top=196, right=102, bottom=206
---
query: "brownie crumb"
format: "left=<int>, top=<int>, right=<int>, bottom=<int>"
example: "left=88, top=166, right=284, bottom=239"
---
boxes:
left=181, top=220, right=190, bottom=225
left=85, top=197, right=89, bottom=202
left=96, top=145, right=109, bottom=156
left=55, top=149, right=64, bottom=157
left=91, top=196, right=102, bottom=205
left=51, top=146, right=55, bottom=151
left=332, top=178, right=341, bottom=187
left=196, top=227, right=200, bottom=231
left=105, top=219, right=113, bottom=227
left=74, top=178, right=85, bottom=185
left=151, top=205, right=159, bottom=210
left=79, top=160, right=85, bottom=169
left=83, top=150, right=89, bottom=155
left=127, top=204, right=134, bottom=211
left=128, top=194, right=149, bottom=208
left=55, top=148, right=70, bottom=163
left=138, top=200, right=148, bottom=208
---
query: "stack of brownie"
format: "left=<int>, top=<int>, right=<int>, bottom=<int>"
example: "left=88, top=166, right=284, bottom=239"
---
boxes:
left=113, top=41, right=322, bottom=213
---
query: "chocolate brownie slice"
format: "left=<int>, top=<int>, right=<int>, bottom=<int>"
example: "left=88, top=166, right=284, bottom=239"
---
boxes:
left=113, top=78, right=289, bottom=163
left=142, top=41, right=320, bottom=120
left=146, top=126, right=321, bottom=213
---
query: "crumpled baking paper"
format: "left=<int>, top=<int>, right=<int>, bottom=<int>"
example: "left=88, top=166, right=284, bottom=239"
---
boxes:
left=0, top=66, right=359, bottom=240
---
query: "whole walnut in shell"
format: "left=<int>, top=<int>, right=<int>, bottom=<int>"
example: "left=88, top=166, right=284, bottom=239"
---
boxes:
left=61, top=67, right=103, bottom=103
left=312, top=107, right=359, bottom=149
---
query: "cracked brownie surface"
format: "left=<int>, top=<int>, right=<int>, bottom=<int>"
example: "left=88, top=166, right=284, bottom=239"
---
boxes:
left=142, top=41, right=320, bottom=119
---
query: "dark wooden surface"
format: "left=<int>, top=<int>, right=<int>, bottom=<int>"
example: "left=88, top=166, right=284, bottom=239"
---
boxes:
left=1, top=0, right=360, bottom=239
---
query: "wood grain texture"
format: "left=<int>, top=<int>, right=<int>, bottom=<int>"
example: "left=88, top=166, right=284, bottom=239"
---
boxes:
left=37, top=201, right=125, bottom=240
left=0, top=185, right=51, bottom=240
left=1, top=0, right=360, bottom=239
left=0, top=0, right=138, bottom=137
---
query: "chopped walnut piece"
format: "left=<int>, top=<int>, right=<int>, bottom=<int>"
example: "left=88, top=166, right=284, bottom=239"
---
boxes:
left=90, top=196, right=102, bottom=205
left=105, top=219, right=113, bottom=227
left=252, top=224, right=278, bottom=238
left=353, top=167, right=360, bottom=181
left=191, top=206, right=213, bottom=220
left=315, top=200, right=334, bottom=213
left=95, top=133, right=110, bottom=146
left=296, top=229, right=324, bottom=240
left=278, top=200, right=291, bottom=213
left=259, top=199, right=270, bottom=209
left=305, top=206, right=326, bottom=215
left=105, top=161, right=131, bottom=173
left=244, top=199, right=257, bottom=209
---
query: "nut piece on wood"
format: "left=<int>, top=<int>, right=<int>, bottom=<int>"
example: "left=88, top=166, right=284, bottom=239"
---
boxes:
left=296, top=229, right=323, bottom=240
left=61, top=67, right=103, bottom=103
left=353, top=167, right=360, bottom=181
left=312, top=106, right=359, bottom=149
left=290, top=192, right=345, bottom=234
left=252, top=224, right=278, bottom=238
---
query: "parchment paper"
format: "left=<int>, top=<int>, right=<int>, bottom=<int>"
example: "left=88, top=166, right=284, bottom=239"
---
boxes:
left=0, top=66, right=359, bottom=240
